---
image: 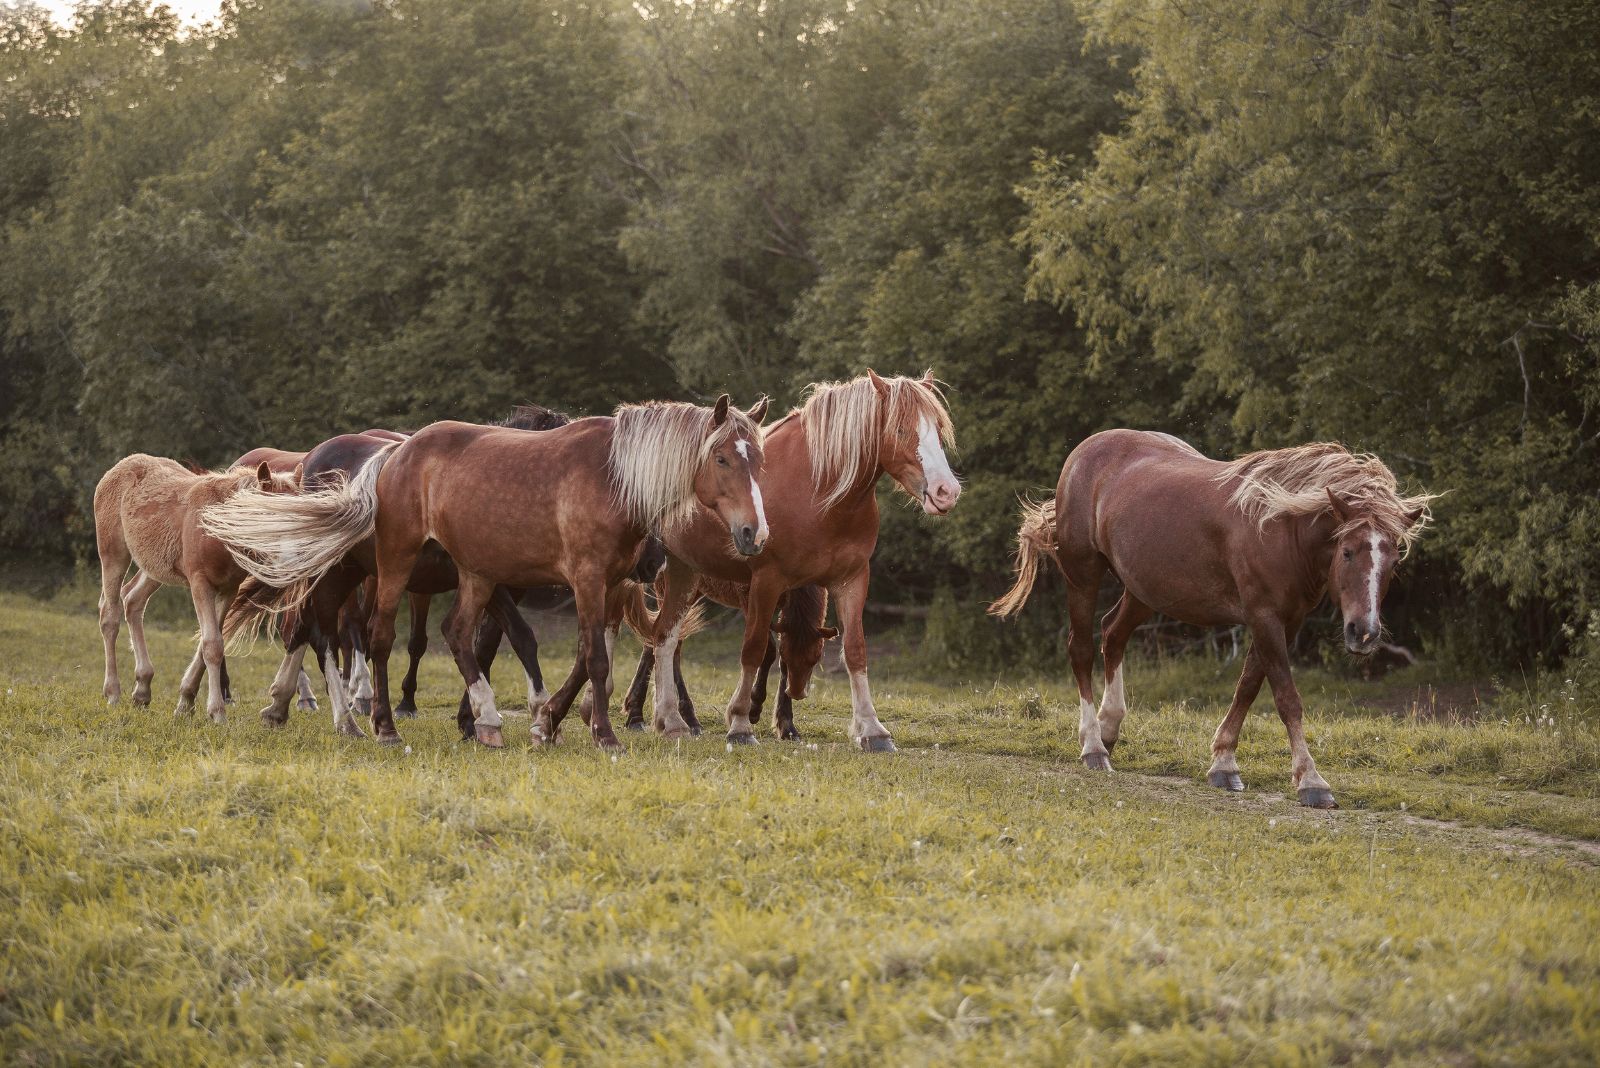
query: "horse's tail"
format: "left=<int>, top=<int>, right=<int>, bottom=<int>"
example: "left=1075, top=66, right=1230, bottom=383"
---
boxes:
left=202, top=445, right=395, bottom=613
left=989, top=495, right=1059, bottom=619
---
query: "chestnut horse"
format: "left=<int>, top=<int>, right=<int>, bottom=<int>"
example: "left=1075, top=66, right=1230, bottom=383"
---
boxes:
left=991, top=430, right=1432, bottom=808
left=646, top=371, right=960, bottom=750
left=94, top=455, right=300, bottom=721
left=206, top=396, right=767, bottom=749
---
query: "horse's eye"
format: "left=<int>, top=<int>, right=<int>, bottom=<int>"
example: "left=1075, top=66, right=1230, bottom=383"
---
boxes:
left=1342, top=549, right=1353, bottom=561
left=716, top=455, right=728, bottom=466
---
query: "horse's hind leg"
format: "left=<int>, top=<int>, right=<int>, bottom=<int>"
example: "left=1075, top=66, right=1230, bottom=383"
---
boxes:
left=487, top=587, right=546, bottom=718
left=1098, top=592, right=1153, bottom=753
left=97, top=544, right=131, bottom=705
left=749, top=634, right=777, bottom=725
left=395, top=591, right=430, bottom=718
left=121, top=570, right=160, bottom=706
left=1061, top=552, right=1109, bottom=770
left=673, top=643, right=698, bottom=733
left=443, top=571, right=505, bottom=748
left=773, top=660, right=800, bottom=741
left=1207, top=646, right=1264, bottom=792
left=188, top=579, right=229, bottom=724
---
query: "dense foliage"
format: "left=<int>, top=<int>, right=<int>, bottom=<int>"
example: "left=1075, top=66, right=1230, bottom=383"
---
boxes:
left=1, top=0, right=1596, bottom=667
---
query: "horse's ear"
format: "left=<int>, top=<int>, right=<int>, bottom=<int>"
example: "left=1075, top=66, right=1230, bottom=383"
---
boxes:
left=291, top=463, right=304, bottom=488
left=747, top=395, right=769, bottom=424
left=867, top=369, right=890, bottom=397
left=1325, top=487, right=1354, bottom=525
left=255, top=461, right=273, bottom=490
left=922, top=368, right=936, bottom=385
left=1403, top=503, right=1427, bottom=528
left=817, top=626, right=839, bottom=640
left=711, top=394, right=730, bottom=426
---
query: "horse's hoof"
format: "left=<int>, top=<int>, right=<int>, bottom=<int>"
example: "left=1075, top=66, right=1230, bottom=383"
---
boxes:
left=209, top=710, right=227, bottom=726
left=860, top=735, right=897, bottom=754
left=376, top=730, right=404, bottom=747
left=1208, top=770, right=1246, bottom=792
left=689, top=724, right=703, bottom=737
left=224, top=695, right=236, bottom=707
left=132, top=689, right=152, bottom=707
left=1297, top=787, right=1338, bottom=809
left=393, top=705, right=417, bottom=719
left=595, top=735, right=624, bottom=752
left=779, top=729, right=801, bottom=742
left=173, top=699, right=194, bottom=718
left=727, top=731, right=758, bottom=746
left=296, top=698, right=318, bottom=713
left=658, top=725, right=692, bottom=741
left=474, top=725, right=504, bottom=749
left=338, top=722, right=368, bottom=739
left=354, top=697, right=373, bottom=719
left=623, top=720, right=646, bottom=732
left=1081, top=752, right=1113, bottom=772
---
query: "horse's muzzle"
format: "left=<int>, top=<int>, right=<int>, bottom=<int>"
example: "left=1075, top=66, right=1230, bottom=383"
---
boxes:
left=1344, top=621, right=1379, bottom=656
left=733, top=524, right=765, bottom=557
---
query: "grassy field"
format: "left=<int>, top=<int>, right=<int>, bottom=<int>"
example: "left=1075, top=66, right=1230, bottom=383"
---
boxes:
left=2, top=589, right=1598, bottom=1066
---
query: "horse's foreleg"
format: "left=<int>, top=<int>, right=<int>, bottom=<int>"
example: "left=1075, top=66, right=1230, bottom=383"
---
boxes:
left=364, top=556, right=414, bottom=745
left=1098, top=592, right=1153, bottom=753
left=749, top=634, right=777, bottom=725
left=443, top=572, right=504, bottom=748
left=263, top=644, right=308, bottom=726
left=395, top=591, right=430, bottom=718
left=725, top=579, right=782, bottom=745
left=673, top=641, right=698, bottom=733
left=571, top=578, right=620, bottom=750
left=831, top=567, right=894, bottom=753
left=295, top=668, right=318, bottom=711
left=1207, top=646, right=1264, bottom=792
left=121, top=570, right=160, bottom=707
left=772, top=660, right=800, bottom=741
left=1253, top=617, right=1335, bottom=808
left=311, top=571, right=366, bottom=737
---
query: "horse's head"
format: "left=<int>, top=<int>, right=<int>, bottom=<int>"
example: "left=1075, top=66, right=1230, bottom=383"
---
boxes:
left=870, top=369, right=961, bottom=515
left=254, top=461, right=303, bottom=495
left=694, top=394, right=769, bottom=557
left=1325, top=488, right=1425, bottom=655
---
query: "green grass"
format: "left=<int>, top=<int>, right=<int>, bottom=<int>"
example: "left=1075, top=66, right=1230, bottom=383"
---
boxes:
left=2, top=591, right=1598, bottom=1065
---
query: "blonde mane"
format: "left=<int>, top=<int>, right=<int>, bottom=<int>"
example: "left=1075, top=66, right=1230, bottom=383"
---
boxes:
left=1214, top=442, right=1435, bottom=551
left=800, top=373, right=955, bottom=508
left=608, top=401, right=761, bottom=530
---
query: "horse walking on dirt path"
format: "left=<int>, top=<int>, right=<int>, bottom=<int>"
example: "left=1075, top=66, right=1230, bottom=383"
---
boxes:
left=95, top=455, right=301, bottom=723
left=991, top=430, right=1432, bottom=808
left=205, top=396, right=768, bottom=750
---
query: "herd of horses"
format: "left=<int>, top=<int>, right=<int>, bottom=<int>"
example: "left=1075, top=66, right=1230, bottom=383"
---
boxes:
left=93, top=370, right=1433, bottom=809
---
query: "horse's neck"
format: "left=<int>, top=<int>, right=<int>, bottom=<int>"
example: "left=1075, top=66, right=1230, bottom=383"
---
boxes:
left=1290, top=511, right=1340, bottom=597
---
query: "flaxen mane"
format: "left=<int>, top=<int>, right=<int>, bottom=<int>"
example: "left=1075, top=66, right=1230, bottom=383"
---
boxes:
left=608, top=401, right=761, bottom=530
left=800, top=374, right=954, bottom=508
left=1214, top=443, right=1435, bottom=551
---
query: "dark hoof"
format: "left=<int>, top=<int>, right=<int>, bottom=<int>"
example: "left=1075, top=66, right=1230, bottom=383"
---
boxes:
left=727, top=732, right=758, bottom=746
left=779, top=729, right=801, bottom=742
left=376, top=731, right=404, bottom=747
left=749, top=708, right=763, bottom=725
left=1298, top=787, right=1338, bottom=809
left=1081, top=752, right=1113, bottom=772
left=595, top=735, right=624, bottom=752
left=860, top=735, right=897, bottom=754
left=224, top=695, right=236, bottom=707
left=393, top=704, right=418, bottom=720
left=1208, top=770, right=1246, bottom=792
left=474, top=725, right=504, bottom=749
left=296, top=698, right=318, bottom=713
left=689, top=724, right=703, bottom=737
left=623, top=720, right=646, bottom=732
left=259, top=704, right=289, bottom=727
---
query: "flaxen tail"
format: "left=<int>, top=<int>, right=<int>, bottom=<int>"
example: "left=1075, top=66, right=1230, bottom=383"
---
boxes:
left=988, top=496, right=1060, bottom=618
left=202, top=446, right=395, bottom=614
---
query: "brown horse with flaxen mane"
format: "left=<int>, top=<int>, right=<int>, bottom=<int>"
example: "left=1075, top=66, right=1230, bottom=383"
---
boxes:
left=204, top=396, right=768, bottom=750
left=991, top=430, right=1433, bottom=808
left=644, top=370, right=960, bottom=750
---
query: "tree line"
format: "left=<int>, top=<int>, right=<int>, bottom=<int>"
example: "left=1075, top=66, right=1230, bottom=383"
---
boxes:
left=2, top=0, right=1596, bottom=669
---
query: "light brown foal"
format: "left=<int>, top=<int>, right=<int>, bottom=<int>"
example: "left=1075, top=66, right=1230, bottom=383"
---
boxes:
left=993, top=430, right=1432, bottom=807
left=648, top=371, right=961, bottom=750
left=95, top=455, right=300, bottom=721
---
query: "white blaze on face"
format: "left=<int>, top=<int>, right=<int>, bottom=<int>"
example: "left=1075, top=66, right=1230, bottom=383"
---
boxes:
left=1361, top=530, right=1385, bottom=640
left=916, top=415, right=959, bottom=514
left=736, top=437, right=769, bottom=542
